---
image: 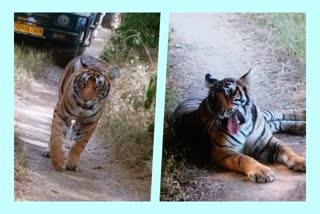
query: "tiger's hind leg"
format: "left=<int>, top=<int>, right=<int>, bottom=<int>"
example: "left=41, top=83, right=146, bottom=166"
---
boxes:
left=261, top=109, right=305, bottom=122
left=262, top=109, right=306, bottom=135
left=65, top=120, right=98, bottom=171
left=267, top=120, right=306, bottom=135
left=254, top=136, right=305, bottom=172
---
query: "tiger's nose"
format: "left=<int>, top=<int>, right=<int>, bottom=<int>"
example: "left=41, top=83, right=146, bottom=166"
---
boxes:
left=82, top=97, right=90, bottom=102
left=227, top=102, right=235, bottom=112
left=82, top=97, right=95, bottom=104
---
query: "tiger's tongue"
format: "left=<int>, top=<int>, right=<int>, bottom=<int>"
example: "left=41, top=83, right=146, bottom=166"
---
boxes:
left=227, top=116, right=239, bottom=134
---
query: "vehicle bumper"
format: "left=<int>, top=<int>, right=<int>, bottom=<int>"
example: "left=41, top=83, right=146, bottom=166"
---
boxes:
left=14, top=24, right=80, bottom=46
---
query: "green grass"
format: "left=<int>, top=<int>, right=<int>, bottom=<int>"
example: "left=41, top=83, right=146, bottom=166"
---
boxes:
left=251, top=13, right=305, bottom=65
left=101, top=13, right=160, bottom=66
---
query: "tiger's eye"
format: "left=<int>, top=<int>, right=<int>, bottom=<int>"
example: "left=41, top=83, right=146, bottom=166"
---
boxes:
left=229, top=91, right=236, bottom=97
left=79, top=81, right=85, bottom=87
left=97, top=81, right=105, bottom=89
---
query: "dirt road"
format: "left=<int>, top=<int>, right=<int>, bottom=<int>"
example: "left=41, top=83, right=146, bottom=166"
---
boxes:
left=166, top=13, right=306, bottom=201
left=14, top=27, right=150, bottom=201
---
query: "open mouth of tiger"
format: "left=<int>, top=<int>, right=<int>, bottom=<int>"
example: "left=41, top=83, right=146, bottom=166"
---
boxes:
left=224, top=115, right=239, bottom=134
left=217, top=111, right=244, bottom=134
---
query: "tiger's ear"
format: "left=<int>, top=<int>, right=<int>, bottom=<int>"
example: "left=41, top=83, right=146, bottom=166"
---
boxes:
left=80, top=55, right=90, bottom=68
left=205, top=73, right=218, bottom=88
left=72, top=56, right=85, bottom=71
left=239, top=68, right=252, bottom=86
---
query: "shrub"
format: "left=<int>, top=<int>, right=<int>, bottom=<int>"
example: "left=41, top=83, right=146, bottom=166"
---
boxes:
left=101, top=13, right=160, bottom=65
left=97, top=64, right=156, bottom=178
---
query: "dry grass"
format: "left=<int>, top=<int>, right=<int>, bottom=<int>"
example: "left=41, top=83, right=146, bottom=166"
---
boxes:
left=239, top=13, right=305, bottom=69
left=97, top=63, right=156, bottom=178
left=160, top=150, right=190, bottom=201
left=14, top=45, right=52, bottom=94
left=14, top=46, right=52, bottom=200
left=252, top=13, right=305, bottom=65
left=14, top=133, right=31, bottom=200
left=233, top=13, right=306, bottom=110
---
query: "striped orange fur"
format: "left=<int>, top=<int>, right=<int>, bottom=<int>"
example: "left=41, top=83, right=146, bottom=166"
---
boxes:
left=174, top=70, right=305, bottom=183
left=48, top=55, right=111, bottom=171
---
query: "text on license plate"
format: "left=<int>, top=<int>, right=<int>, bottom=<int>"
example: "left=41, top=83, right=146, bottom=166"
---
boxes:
left=14, top=23, right=44, bottom=36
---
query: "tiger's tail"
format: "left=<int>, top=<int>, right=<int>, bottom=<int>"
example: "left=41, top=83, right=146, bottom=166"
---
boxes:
left=174, top=96, right=203, bottom=128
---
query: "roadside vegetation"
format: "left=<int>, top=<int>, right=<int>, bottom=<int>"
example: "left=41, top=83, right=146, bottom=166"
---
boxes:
left=251, top=13, right=305, bottom=66
left=98, top=13, right=160, bottom=179
left=160, top=34, right=193, bottom=201
left=14, top=46, right=52, bottom=95
left=14, top=46, right=52, bottom=200
left=101, top=13, right=160, bottom=66
left=14, top=133, right=32, bottom=200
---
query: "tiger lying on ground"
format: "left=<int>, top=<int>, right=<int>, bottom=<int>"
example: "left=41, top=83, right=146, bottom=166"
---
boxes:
left=174, top=69, right=306, bottom=183
left=43, top=55, right=116, bottom=171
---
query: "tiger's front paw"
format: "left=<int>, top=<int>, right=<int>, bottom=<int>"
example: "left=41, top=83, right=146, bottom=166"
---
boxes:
left=248, top=165, right=276, bottom=183
left=287, top=156, right=306, bottom=172
left=65, top=158, right=80, bottom=172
